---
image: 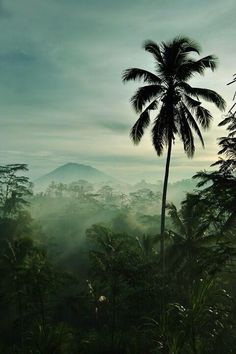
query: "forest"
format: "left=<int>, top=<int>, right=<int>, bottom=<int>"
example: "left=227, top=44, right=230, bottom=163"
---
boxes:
left=1, top=37, right=236, bottom=353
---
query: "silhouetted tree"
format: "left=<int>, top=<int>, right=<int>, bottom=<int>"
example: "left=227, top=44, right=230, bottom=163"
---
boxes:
left=212, top=74, right=236, bottom=173
left=123, top=36, right=225, bottom=273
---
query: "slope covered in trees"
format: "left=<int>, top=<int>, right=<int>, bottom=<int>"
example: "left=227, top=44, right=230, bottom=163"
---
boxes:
left=0, top=150, right=235, bottom=353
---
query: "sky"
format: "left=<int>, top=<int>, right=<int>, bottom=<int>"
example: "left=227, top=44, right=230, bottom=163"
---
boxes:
left=1, top=0, right=235, bottom=183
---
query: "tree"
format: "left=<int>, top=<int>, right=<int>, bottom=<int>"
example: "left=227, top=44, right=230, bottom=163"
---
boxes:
left=0, top=164, right=33, bottom=243
left=122, top=36, right=225, bottom=272
left=149, top=277, right=231, bottom=354
left=0, top=237, right=35, bottom=351
left=166, top=194, right=233, bottom=286
left=166, top=196, right=210, bottom=281
left=0, top=164, right=32, bottom=219
left=86, top=225, right=125, bottom=349
left=193, top=171, right=236, bottom=240
left=212, top=74, right=236, bottom=173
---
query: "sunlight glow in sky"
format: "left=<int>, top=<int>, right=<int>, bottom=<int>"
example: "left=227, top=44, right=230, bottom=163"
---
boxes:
left=1, top=0, right=235, bottom=182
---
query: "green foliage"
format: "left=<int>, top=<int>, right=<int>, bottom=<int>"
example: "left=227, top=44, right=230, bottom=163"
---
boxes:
left=0, top=164, right=32, bottom=218
left=26, top=323, right=76, bottom=354
left=212, top=77, right=236, bottom=173
left=1, top=119, right=236, bottom=353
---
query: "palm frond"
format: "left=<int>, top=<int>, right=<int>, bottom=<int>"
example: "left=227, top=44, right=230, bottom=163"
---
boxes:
left=130, top=100, right=157, bottom=144
left=131, top=84, right=164, bottom=113
left=177, top=55, right=217, bottom=80
left=178, top=112, right=195, bottom=157
left=195, top=55, right=218, bottom=71
left=151, top=105, right=170, bottom=155
left=122, top=68, right=161, bottom=84
left=181, top=103, right=205, bottom=147
left=195, top=106, right=213, bottom=129
left=183, top=94, right=201, bottom=110
left=192, top=171, right=219, bottom=187
left=194, top=88, right=226, bottom=110
left=143, top=40, right=163, bottom=64
left=173, top=36, right=201, bottom=54
left=167, top=203, right=186, bottom=235
left=179, top=83, right=226, bottom=111
left=218, top=115, right=235, bottom=127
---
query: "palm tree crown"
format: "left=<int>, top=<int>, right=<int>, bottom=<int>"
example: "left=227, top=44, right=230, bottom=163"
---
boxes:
left=122, top=36, right=226, bottom=156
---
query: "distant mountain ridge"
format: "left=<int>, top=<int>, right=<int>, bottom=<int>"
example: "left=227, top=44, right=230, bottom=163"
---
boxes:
left=34, top=162, right=116, bottom=190
left=34, top=163, right=198, bottom=205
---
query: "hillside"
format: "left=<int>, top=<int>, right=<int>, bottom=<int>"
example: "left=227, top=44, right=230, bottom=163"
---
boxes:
left=34, top=162, right=116, bottom=190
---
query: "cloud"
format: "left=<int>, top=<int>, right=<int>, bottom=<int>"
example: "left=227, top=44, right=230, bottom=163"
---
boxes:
left=0, top=0, right=10, bottom=18
left=0, top=0, right=235, bottom=181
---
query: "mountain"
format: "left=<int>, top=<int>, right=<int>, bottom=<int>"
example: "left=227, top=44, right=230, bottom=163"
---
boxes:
left=34, top=163, right=197, bottom=204
left=34, top=162, right=116, bottom=190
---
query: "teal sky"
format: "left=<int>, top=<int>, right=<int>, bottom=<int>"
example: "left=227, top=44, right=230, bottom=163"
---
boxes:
left=1, top=0, right=235, bottom=182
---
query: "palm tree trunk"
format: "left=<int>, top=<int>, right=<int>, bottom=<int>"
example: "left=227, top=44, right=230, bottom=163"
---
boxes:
left=160, top=137, right=172, bottom=275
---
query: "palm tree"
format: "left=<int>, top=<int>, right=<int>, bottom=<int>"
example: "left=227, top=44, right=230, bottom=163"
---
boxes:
left=122, top=36, right=226, bottom=273
left=166, top=195, right=216, bottom=282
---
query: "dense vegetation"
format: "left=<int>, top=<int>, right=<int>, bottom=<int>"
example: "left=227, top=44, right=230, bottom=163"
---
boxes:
left=0, top=143, right=235, bottom=354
